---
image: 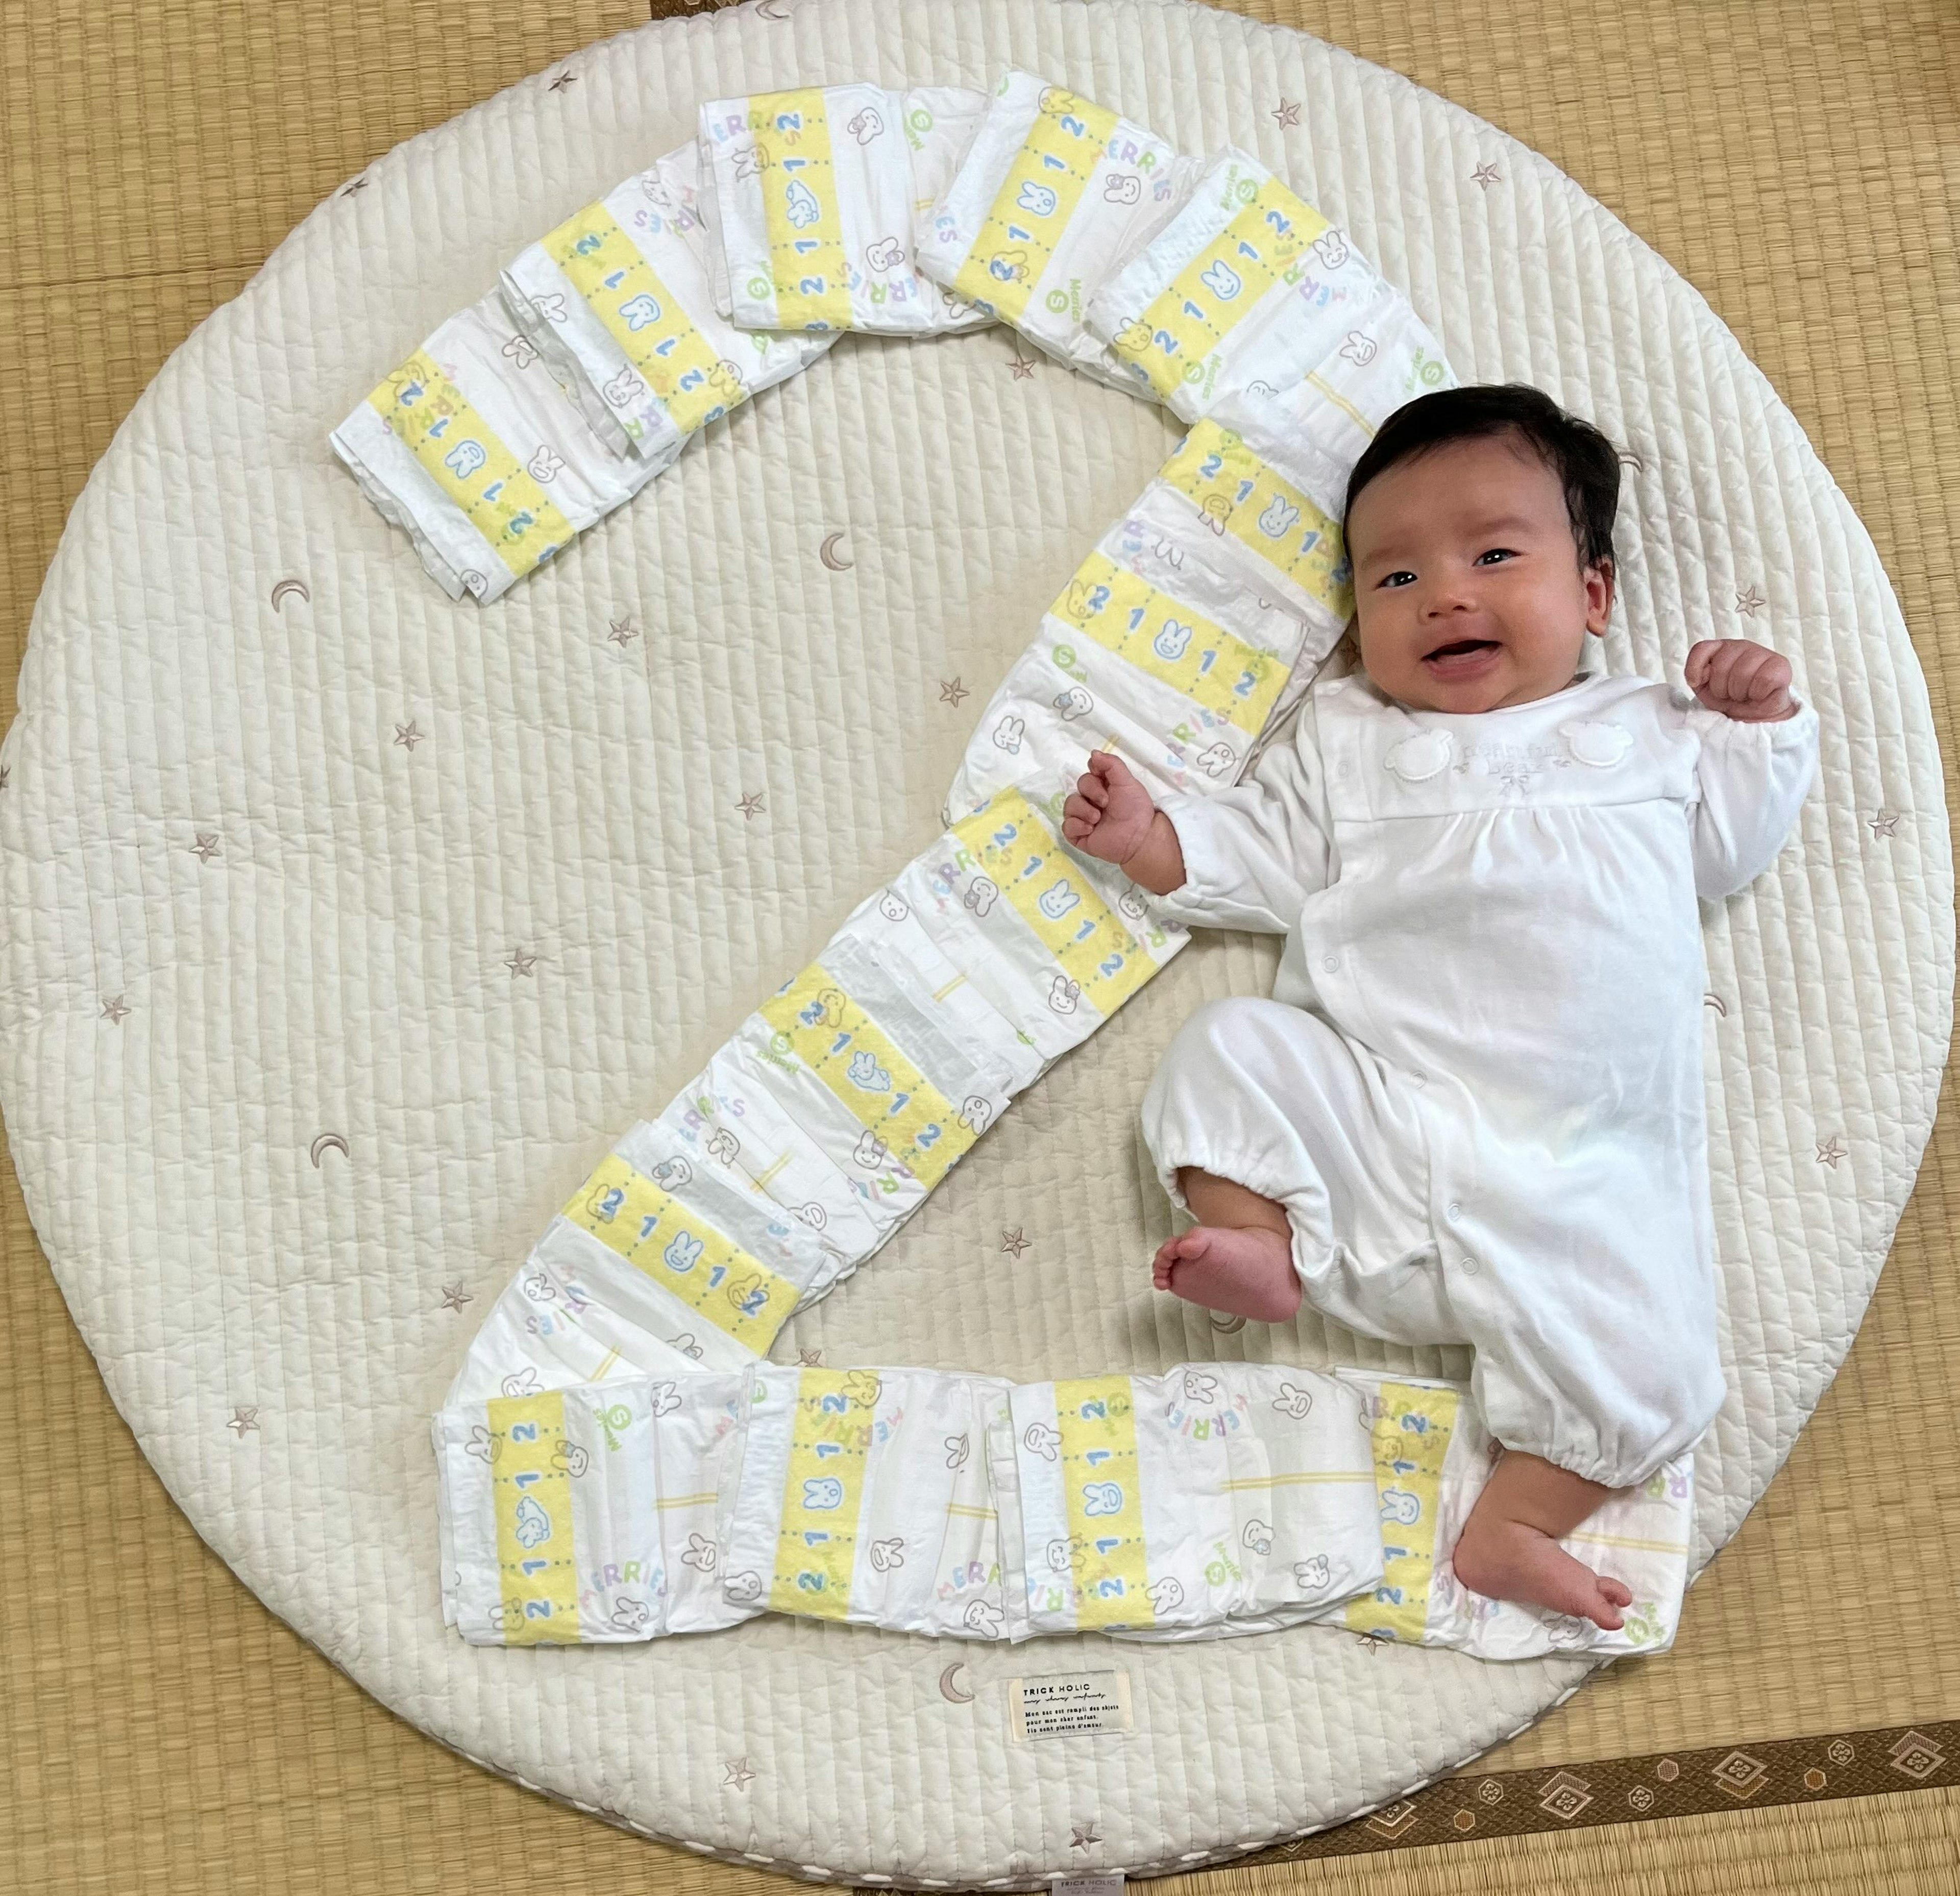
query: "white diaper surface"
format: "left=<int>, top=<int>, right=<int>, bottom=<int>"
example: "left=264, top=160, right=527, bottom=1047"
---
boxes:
left=500, top=142, right=836, bottom=463
left=940, top=411, right=1345, bottom=821
left=1007, top=1363, right=1381, bottom=1638
left=430, top=1360, right=1691, bottom=1659
left=696, top=85, right=994, bottom=334
left=914, top=69, right=1201, bottom=387
left=434, top=1370, right=754, bottom=1645
left=1086, top=145, right=1407, bottom=424
left=329, top=289, right=670, bottom=602
left=721, top=1365, right=1020, bottom=1638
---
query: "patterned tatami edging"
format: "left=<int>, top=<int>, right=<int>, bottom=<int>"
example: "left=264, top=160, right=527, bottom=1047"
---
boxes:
left=1236, top=1716, right=1957, bottom=1862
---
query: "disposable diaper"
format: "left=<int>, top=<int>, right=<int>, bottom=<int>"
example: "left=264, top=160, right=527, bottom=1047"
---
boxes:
left=434, top=1370, right=755, bottom=1644
left=330, top=290, right=667, bottom=602
left=914, top=69, right=1202, bottom=388
left=696, top=84, right=995, bottom=334
left=499, top=141, right=835, bottom=461
left=720, top=1366, right=1020, bottom=1637
left=1007, top=1363, right=1382, bottom=1638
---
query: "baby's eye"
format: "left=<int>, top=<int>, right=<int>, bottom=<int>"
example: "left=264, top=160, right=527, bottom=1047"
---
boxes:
left=1476, top=547, right=1517, bottom=565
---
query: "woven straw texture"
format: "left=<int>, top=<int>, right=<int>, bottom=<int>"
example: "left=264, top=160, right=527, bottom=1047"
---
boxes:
left=4, top=0, right=1956, bottom=1890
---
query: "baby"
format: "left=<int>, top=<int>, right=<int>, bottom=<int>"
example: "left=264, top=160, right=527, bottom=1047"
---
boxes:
left=1063, top=383, right=1820, bottom=1633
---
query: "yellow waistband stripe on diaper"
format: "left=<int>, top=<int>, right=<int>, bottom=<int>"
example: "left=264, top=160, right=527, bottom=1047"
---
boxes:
left=950, top=86, right=1119, bottom=324
left=1343, top=1379, right=1458, bottom=1644
left=1049, top=551, right=1290, bottom=737
left=771, top=1368, right=881, bottom=1618
left=489, top=1389, right=584, bottom=1644
left=758, top=964, right=978, bottom=1190
left=753, top=89, right=851, bottom=331
left=1111, top=176, right=1329, bottom=402
left=562, top=1153, right=798, bottom=1354
left=1160, top=418, right=1355, bottom=621
left=366, top=351, right=576, bottom=580
left=543, top=204, right=739, bottom=434
left=949, top=786, right=1156, bottom=1017
left=1055, top=1374, right=1154, bottom=1629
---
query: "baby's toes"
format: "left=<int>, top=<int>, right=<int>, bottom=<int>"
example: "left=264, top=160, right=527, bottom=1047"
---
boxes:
left=1586, top=1578, right=1627, bottom=1630
left=1599, top=1575, right=1633, bottom=1610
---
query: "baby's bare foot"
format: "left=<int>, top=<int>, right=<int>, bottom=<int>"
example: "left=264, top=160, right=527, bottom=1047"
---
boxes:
left=1451, top=1516, right=1634, bottom=1631
left=1150, top=1225, right=1302, bottom=1322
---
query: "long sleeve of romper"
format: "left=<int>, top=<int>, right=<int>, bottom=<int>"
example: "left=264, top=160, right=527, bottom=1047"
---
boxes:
left=1141, top=695, right=1334, bottom=935
left=1678, top=685, right=1822, bottom=900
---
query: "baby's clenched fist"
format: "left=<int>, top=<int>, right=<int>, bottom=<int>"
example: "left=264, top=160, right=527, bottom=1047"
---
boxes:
left=1685, top=639, right=1797, bottom=722
left=1062, top=749, right=1158, bottom=867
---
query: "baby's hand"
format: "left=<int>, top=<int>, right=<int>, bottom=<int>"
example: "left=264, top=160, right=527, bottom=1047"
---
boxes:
left=1685, top=639, right=1797, bottom=722
left=1062, top=749, right=1158, bottom=867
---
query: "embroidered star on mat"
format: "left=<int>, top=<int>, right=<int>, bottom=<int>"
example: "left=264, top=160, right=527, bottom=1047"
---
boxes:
left=798, top=1348, right=825, bottom=1367
left=1070, top=1825, right=1100, bottom=1850
left=738, top=791, right=766, bottom=819
left=1735, top=584, right=1768, bottom=617
left=1816, top=1135, right=1848, bottom=1169
left=940, top=676, right=970, bottom=707
left=1869, top=809, right=1900, bottom=838
left=228, top=1406, right=261, bottom=1438
left=394, top=721, right=424, bottom=750
left=999, top=1227, right=1032, bottom=1259
left=549, top=69, right=578, bottom=91
left=1272, top=99, right=1301, bottom=128
left=0, top=764, right=10, bottom=790
left=440, top=1284, right=475, bottom=1312
left=191, top=833, right=220, bottom=861
left=1471, top=161, right=1501, bottom=189
left=340, top=176, right=370, bottom=198
left=606, top=616, right=639, bottom=647
left=505, top=950, right=537, bottom=978
left=101, top=996, right=130, bottom=1024
left=723, top=1757, right=758, bottom=1789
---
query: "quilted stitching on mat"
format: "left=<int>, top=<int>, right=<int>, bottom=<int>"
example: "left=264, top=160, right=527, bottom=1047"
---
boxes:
left=0, top=0, right=1947, bottom=1885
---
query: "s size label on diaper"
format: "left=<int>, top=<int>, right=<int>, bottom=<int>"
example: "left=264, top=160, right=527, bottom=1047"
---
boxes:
left=1006, top=1668, right=1133, bottom=1742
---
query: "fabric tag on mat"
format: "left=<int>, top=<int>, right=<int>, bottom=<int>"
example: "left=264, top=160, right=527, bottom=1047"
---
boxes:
left=1008, top=1669, right=1134, bottom=1741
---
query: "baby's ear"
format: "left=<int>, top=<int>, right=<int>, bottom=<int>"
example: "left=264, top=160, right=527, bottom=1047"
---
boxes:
left=1583, top=556, right=1615, bottom=639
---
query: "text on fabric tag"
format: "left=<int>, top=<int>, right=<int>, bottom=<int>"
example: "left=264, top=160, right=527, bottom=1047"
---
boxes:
left=1007, top=1669, right=1133, bottom=1741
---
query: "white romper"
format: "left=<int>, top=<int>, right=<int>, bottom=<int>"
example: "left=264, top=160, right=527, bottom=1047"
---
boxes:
left=1138, top=666, right=1822, bottom=1489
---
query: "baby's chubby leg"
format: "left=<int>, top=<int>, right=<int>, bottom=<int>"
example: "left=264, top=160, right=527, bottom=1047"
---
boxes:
left=1450, top=1451, right=1634, bottom=1631
left=1153, top=1168, right=1304, bottom=1322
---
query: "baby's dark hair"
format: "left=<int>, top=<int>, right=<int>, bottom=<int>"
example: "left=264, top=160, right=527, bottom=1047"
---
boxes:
left=1340, top=382, right=1621, bottom=580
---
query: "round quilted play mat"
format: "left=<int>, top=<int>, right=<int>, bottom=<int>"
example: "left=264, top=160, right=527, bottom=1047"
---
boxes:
left=1, top=0, right=1950, bottom=1884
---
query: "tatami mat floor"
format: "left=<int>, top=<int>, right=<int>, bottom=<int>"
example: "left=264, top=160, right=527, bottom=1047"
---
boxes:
left=4, top=0, right=1956, bottom=1889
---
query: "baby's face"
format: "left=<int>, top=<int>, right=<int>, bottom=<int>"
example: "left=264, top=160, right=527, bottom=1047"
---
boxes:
left=1345, top=431, right=1614, bottom=714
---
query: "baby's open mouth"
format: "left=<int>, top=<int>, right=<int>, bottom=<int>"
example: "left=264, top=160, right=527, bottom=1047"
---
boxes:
left=1422, top=638, right=1502, bottom=674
